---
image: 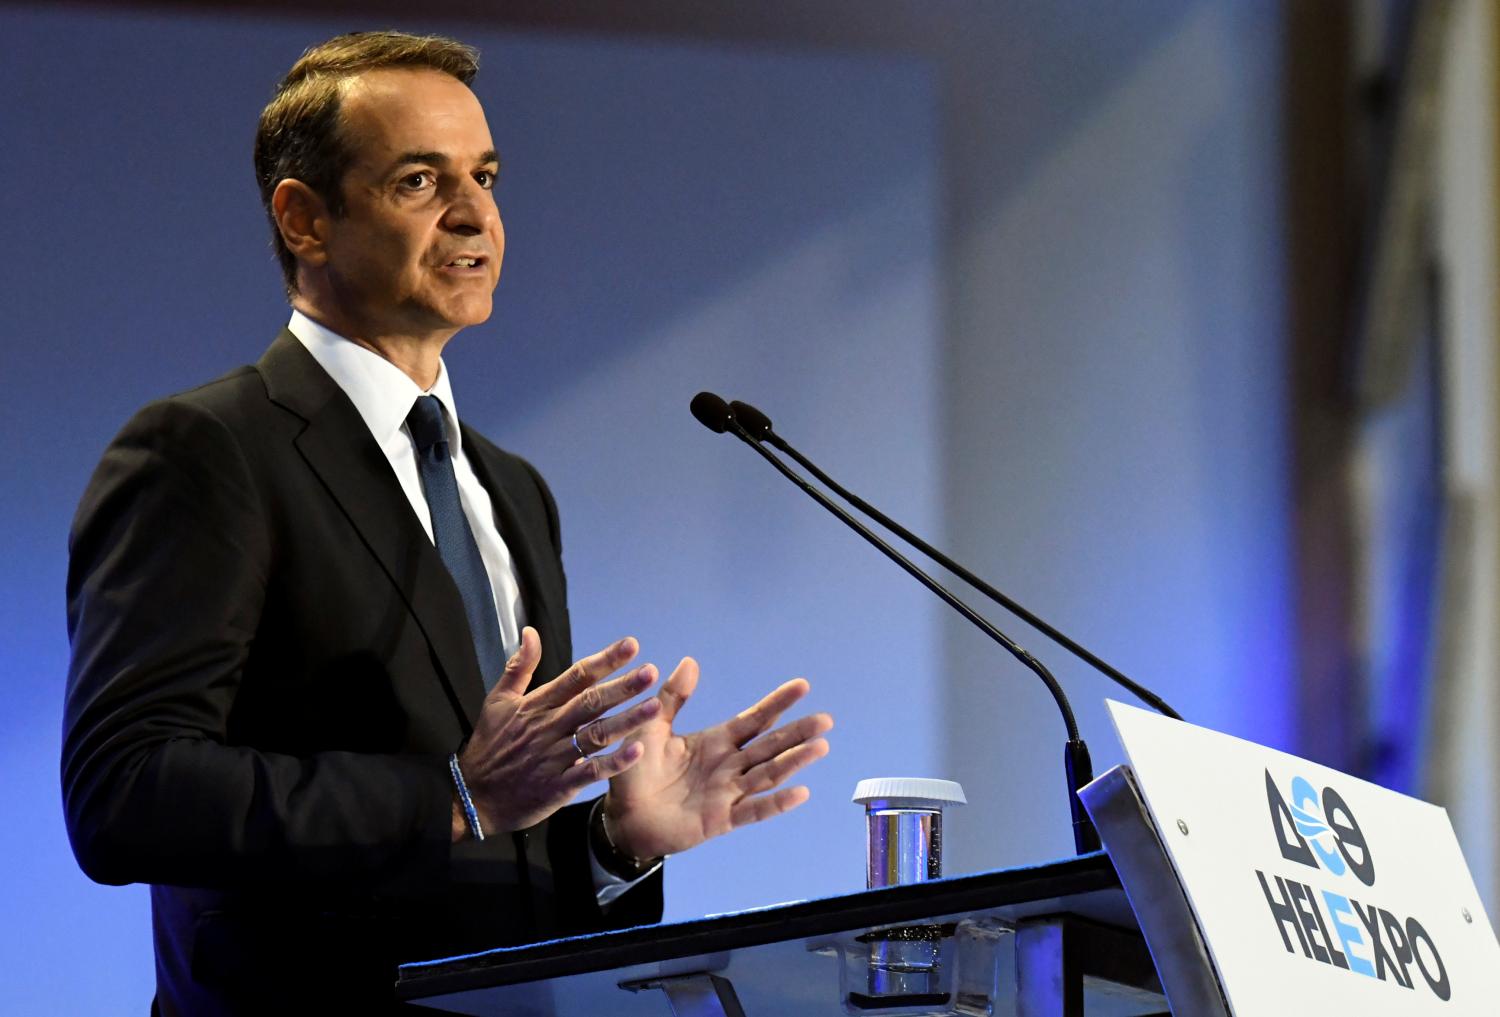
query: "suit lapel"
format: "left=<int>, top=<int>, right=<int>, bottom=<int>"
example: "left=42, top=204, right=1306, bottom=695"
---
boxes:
left=256, top=331, right=487, bottom=728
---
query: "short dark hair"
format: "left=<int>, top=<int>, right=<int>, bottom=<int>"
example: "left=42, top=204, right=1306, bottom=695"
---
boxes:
left=253, top=31, right=480, bottom=295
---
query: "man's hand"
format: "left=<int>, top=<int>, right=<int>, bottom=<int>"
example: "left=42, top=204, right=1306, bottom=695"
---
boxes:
left=453, top=626, right=662, bottom=841
left=602, top=657, right=834, bottom=861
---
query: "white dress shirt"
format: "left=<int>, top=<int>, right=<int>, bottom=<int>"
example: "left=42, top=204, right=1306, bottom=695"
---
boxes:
left=289, top=310, right=525, bottom=662
left=286, top=311, right=652, bottom=902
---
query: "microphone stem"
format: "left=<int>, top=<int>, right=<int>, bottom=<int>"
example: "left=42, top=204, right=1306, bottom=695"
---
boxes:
left=766, top=433, right=1181, bottom=721
left=728, top=422, right=1082, bottom=744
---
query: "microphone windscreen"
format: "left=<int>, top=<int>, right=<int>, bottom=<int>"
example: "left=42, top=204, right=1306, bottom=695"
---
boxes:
left=690, top=391, right=734, bottom=433
left=728, top=400, right=772, bottom=440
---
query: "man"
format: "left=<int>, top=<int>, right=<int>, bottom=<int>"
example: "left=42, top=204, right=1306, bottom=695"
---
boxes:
left=61, top=31, right=832, bottom=1014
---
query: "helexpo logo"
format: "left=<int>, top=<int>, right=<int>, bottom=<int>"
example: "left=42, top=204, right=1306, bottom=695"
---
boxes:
left=1255, top=771, right=1451, bottom=1001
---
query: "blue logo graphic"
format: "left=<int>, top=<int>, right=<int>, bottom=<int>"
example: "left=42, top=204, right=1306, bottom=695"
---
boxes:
left=1289, top=775, right=1348, bottom=878
left=1258, top=769, right=1451, bottom=1001
left=1265, top=770, right=1375, bottom=887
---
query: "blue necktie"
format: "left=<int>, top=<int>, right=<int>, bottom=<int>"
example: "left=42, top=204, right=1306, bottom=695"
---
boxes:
left=406, top=395, right=506, bottom=690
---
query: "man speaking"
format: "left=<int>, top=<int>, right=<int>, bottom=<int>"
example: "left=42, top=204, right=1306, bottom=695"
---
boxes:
left=61, top=31, right=832, bottom=1015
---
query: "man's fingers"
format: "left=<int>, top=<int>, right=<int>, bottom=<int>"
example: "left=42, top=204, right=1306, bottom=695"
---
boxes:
left=738, top=712, right=834, bottom=769
left=724, top=678, right=811, bottom=747
left=552, top=662, right=658, bottom=734
left=530, top=636, right=639, bottom=708
left=657, top=657, right=699, bottom=721
left=572, top=692, right=662, bottom=753
left=741, top=738, right=830, bottom=795
left=490, top=626, right=542, bottom=699
left=561, top=739, right=645, bottom=793
left=730, top=785, right=811, bottom=828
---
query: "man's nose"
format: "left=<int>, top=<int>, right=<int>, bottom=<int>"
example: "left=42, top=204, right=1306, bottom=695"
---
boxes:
left=444, top=180, right=500, bottom=236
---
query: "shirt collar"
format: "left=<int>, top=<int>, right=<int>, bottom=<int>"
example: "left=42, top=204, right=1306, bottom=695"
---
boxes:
left=287, top=310, right=463, bottom=453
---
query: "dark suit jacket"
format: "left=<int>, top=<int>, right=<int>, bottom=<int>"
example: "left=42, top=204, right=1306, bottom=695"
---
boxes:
left=62, top=332, right=662, bottom=1014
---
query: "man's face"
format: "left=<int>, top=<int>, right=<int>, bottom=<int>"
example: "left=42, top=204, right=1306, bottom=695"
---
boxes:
left=318, top=68, right=503, bottom=340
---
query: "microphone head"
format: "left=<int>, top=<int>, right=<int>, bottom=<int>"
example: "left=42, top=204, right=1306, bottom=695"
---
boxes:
left=690, top=391, right=734, bottom=434
left=728, top=400, right=773, bottom=441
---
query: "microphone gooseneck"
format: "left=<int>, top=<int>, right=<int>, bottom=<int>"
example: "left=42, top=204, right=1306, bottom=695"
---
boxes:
left=727, top=399, right=1180, bottom=721
left=691, top=392, right=1100, bottom=853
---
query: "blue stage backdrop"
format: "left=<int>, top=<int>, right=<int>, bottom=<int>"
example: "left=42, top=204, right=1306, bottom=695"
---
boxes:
left=1, top=8, right=940, bottom=1011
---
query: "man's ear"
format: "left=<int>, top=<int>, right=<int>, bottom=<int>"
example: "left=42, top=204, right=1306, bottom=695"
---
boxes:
left=272, top=179, right=331, bottom=272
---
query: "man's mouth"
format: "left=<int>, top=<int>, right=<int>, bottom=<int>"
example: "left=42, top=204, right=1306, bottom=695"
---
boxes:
left=443, top=255, right=487, bottom=269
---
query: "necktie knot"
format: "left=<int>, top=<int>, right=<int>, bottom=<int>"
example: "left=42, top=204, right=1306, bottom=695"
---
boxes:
left=407, top=395, right=449, bottom=456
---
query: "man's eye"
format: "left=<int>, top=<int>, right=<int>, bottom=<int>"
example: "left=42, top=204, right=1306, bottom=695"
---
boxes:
left=475, top=170, right=496, bottom=189
left=399, top=172, right=431, bottom=191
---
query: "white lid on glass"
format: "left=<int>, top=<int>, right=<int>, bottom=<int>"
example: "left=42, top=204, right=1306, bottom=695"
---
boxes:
left=852, top=777, right=967, bottom=809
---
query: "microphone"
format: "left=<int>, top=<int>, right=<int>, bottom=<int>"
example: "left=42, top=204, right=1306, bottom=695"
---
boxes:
left=728, top=398, right=1180, bottom=721
left=692, top=391, right=1101, bottom=855
left=690, top=392, right=734, bottom=433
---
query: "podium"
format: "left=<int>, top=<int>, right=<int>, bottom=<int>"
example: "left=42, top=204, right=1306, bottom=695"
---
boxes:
left=396, top=767, right=1223, bottom=1016
left=398, top=702, right=1500, bottom=1014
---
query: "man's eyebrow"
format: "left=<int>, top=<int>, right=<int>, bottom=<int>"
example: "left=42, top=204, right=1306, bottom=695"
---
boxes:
left=386, top=150, right=501, bottom=173
left=388, top=151, right=448, bottom=172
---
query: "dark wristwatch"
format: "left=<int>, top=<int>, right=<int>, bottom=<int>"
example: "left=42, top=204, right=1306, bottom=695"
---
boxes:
left=589, top=798, right=661, bottom=880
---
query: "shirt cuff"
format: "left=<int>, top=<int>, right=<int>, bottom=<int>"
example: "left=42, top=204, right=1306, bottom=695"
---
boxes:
left=587, top=798, right=663, bottom=907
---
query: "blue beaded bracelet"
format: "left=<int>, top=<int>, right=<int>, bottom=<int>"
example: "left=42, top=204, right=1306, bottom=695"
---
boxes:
left=448, top=753, right=485, bottom=842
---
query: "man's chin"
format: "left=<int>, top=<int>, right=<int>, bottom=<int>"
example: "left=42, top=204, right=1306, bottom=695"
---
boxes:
left=428, top=297, right=494, bottom=332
